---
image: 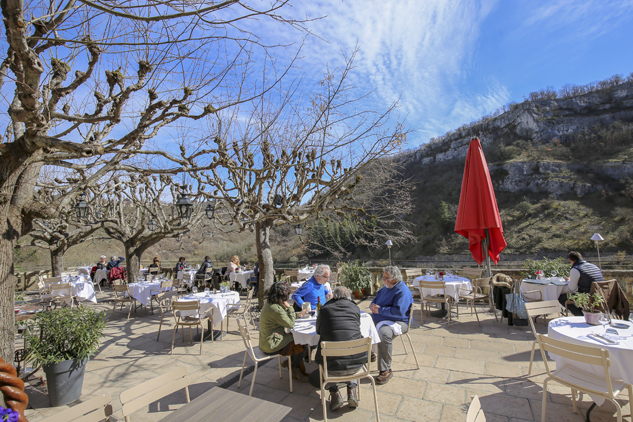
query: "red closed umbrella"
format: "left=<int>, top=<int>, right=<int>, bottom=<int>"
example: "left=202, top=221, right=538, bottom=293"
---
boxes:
left=455, top=138, right=507, bottom=272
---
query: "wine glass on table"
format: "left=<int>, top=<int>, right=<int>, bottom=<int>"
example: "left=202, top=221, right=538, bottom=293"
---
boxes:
left=192, top=286, right=198, bottom=294
left=597, top=313, right=610, bottom=335
left=301, top=302, right=311, bottom=318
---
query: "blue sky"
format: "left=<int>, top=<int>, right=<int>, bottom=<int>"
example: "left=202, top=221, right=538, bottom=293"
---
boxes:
left=249, top=0, right=633, bottom=148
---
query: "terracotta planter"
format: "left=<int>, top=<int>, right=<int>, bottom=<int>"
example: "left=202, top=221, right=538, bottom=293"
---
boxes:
left=584, top=312, right=601, bottom=325
left=363, top=287, right=372, bottom=297
left=354, top=290, right=361, bottom=299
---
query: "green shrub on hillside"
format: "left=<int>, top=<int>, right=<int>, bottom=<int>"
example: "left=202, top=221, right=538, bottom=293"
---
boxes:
left=522, top=257, right=571, bottom=278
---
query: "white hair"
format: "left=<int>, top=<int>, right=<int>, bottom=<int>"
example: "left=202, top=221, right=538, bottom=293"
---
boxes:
left=314, top=264, right=331, bottom=277
left=100, top=255, right=106, bottom=260
left=383, top=266, right=403, bottom=282
left=332, top=286, right=352, bottom=300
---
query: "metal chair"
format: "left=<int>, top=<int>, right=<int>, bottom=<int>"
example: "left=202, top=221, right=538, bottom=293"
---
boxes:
left=525, top=300, right=563, bottom=375
left=156, top=290, right=177, bottom=341
left=419, top=280, right=454, bottom=326
left=40, top=393, right=113, bottom=422
left=171, top=300, right=209, bottom=354
left=466, top=395, right=486, bottom=422
left=395, top=304, right=420, bottom=369
left=226, top=287, right=255, bottom=332
left=537, top=334, right=633, bottom=422
left=457, top=277, right=491, bottom=326
left=112, top=284, right=138, bottom=320
left=237, top=319, right=292, bottom=396
left=319, top=337, right=380, bottom=422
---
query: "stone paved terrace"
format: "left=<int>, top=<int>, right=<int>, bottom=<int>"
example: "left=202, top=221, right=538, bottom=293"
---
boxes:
left=20, top=291, right=631, bottom=422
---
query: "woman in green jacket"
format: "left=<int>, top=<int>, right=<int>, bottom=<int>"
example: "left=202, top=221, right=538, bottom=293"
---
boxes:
left=259, top=281, right=309, bottom=381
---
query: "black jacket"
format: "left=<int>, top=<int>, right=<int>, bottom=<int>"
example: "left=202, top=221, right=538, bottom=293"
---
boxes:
left=197, top=259, right=213, bottom=275
left=315, top=297, right=367, bottom=371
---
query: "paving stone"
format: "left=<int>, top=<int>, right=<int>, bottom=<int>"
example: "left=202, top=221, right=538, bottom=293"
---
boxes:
left=396, top=396, right=443, bottom=421
left=424, top=382, right=467, bottom=406
left=435, top=356, right=486, bottom=375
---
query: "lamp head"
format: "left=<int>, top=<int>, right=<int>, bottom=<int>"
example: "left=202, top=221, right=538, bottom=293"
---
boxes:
left=385, top=240, right=393, bottom=248
left=590, top=233, right=604, bottom=244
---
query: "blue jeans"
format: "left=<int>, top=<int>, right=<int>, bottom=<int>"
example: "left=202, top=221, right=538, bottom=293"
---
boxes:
left=309, top=367, right=358, bottom=392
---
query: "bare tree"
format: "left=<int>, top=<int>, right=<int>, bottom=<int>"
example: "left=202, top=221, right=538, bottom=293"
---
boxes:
left=101, top=174, right=206, bottom=282
left=0, top=0, right=308, bottom=363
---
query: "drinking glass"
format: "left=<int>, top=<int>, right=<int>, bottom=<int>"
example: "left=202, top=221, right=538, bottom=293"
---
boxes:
left=598, top=313, right=610, bottom=334
left=204, top=287, right=210, bottom=293
left=192, top=286, right=198, bottom=294
left=301, top=302, right=311, bottom=316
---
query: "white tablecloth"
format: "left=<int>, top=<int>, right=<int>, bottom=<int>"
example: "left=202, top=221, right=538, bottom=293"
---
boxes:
left=77, top=267, right=92, bottom=276
left=548, top=317, right=633, bottom=404
left=298, top=268, right=315, bottom=281
left=128, top=281, right=163, bottom=306
left=229, top=271, right=254, bottom=289
left=177, top=292, right=240, bottom=325
left=520, top=278, right=567, bottom=301
left=177, top=270, right=197, bottom=286
left=413, top=276, right=472, bottom=302
left=48, top=276, right=97, bottom=303
left=290, top=312, right=380, bottom=347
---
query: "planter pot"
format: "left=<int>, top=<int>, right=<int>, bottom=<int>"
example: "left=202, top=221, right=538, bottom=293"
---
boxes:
left=353, top=290, right=361, bottom=299
left=220, top=286, right=228, bottom=293
left=363, top=287, right=372, bottom=297
left=584, top=312, right=601, bottom=325
left=43, top=358, right=88, bottom=407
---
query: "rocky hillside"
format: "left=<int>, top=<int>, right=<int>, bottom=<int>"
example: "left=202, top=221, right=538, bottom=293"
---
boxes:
left=395, top=79, right=633, bottom=260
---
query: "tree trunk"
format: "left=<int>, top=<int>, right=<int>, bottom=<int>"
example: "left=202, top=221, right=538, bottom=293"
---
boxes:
left=124, top=238, right=161, bottom=282
left=256, top=220, right=275, bottom=308
left=50, top=247, right=66, bottom=277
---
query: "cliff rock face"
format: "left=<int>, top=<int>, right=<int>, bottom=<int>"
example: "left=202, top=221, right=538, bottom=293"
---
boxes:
left=411, top=82, right=633, bottom=195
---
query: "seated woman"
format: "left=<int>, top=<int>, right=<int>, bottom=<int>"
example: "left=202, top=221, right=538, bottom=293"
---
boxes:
left=226, top=255, right=240, bottom=276
left=148, top=257, right=160, bottom=275
left=96, top=255, right=107, bottom=270
left=259, top=282, right=309, bottom=381
left=174, top=256, right=187, bottom=273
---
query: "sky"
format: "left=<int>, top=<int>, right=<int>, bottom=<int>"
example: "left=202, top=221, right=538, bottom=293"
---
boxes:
left=248, top=0, right=633, bottom=148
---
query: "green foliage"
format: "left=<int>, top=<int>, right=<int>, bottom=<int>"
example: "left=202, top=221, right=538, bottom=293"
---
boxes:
left=516, top=201, right=534, bottom=216
left=14, top=291, right=25, bottom=302
left=306, top=218, right=364, bottom=258
left=220, top=281, right=230, bottom=288
left=522, top=257, right=571, bottom=278
left=25, top=307, right=107, bottom=367
left=567, top=292, right=606, bottom=313
left=339, top=261, right=371, bottom=292
left=438, top=201, right=457, bottom=231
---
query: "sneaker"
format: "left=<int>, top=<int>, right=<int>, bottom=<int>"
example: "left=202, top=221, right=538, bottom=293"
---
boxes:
left=370, top=352, right=377, bottom=363
left=347, top=386, right=359, bottom=408
left=375, top=369, right=392, bottom=385
left=329, top=391, right=344, bottom=411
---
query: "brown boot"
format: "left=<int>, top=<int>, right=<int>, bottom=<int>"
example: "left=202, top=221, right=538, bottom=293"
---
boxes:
left=347, top=385, right=359, bottom=408
left=375, top=369, right=392, bottom=385
left=329, top=390, right=344, bottom=411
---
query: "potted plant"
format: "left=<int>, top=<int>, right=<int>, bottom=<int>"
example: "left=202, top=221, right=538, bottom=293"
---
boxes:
left=340, top=261, right=371, bottom=299
left=567, top=292, right=607, bottom=325
left=24, top=306, right=107, bottom=406
left=219, top=281, right=230, bottom=293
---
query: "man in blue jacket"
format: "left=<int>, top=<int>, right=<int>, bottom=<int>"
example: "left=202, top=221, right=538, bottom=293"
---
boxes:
left=369, top=266, right=413, bottom=385
left=291, top=265, right=333, bottom=311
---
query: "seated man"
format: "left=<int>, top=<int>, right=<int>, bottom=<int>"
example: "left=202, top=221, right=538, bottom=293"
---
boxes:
left=195, top=256, right=213, bottom=287
left=369, top=265, right=413, bottom=385
left=291, top=264, right=333, bottom=312
left=309, top=286, right=366, bottom=411
left=558, top=250, right=604, bottom=316
left=106, top=255, right=125, bottom=271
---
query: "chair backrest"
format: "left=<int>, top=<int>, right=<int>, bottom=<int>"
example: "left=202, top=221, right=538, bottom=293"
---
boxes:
left=537, top=334, right=614, bottom=396
left=120, top=368, right=190, bottom=422
left=172, top=300, right=200, bottom=320
left=466, top=395, right=486, bottom=422
left=46, top=276, right=63, bottom=284
left=237, top=319, right=256, bottom=357
left=403, top=268, right=423, bottom=280
left=205, top=266, right=214, bottom=274
left=491, top=273, right=514, bottom=290
left=590, top=279, right=627, bottom=318
left=419, top=280, right=446, bottom=291
left=463, top=267, right=482, bottom=279
left=329, top=272, right=338, bottom=283
left=38, top=278, right=47, bottom=291
left=320, top=337, right=372, bottom=380
left=113, top=284, right=130, bottom=298
left=182, top=273, right=192, bottom=283
left=41, top=393, right=113, bottom=422
left=78, top=268, right=90, bottom=276
left=50, top=283, right=73, bottom=297
left=161, top=280, right=174, bottom=290
left=149, top=267, right=160, bottom=275
left=525, top=300, right=561, bottom=338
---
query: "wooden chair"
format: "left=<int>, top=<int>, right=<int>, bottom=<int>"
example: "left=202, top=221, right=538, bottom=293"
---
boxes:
left=37, top=277, right=52, bottom=305
left=41, top=393, right=113, bottom=422
left=462, top=267, right=482, bottom=280
left=172, top=277, right=188, bottom=297
left=112, top=284, right=137, bottom=320
left=147, top=266, right=161, bottom=279
left=237, top=319, right=293, bottom=396
left=319, top=337, right=380, bottom=422
left=171, top=301, right=209, bottom=354
left=226, top=287, right=255, bottom=332
left=120, top=368, right=191, bottom=422
left=156, top=290, right=178, bottom=341
left=195, top=267, right=214, bottom=289
left=457, top=277, right=491, bottom=326
left=525, top=300, right=563, bottom=376
left=466, top=395, right=486, bottom=422
left=419, top=280, right=454, bottom=326
left=537, top=334, right=633, bottom=422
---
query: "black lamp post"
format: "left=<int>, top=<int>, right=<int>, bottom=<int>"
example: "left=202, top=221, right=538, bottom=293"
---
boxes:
left=294, top=224, right=303, bottom=236
left=273, top=194, right=283, bottom=207
left=148, top=219, right=157, bottom=232
left=75, top=193, right=88, bottom=220
left=205, top=202, right=215, bottom=220
left=175, top=185, right=193, bottom=221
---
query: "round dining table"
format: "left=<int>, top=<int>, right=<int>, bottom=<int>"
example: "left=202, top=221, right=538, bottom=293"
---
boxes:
left=289, top=312, right=380, bottom=347
left=177, top=292, right=241, bottom=335
left=413, top=275, right=472, bottom=303
left=520, top=277, right=567, bottom=301
left=548, top=316, right=633, bottom=405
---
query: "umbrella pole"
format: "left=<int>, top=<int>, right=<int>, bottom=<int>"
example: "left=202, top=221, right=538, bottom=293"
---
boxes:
left=484, top=229, right=492, bottom=278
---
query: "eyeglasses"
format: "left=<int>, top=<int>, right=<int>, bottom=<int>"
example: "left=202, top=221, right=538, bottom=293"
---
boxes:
left=317, top=274, right=330, bottom=279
